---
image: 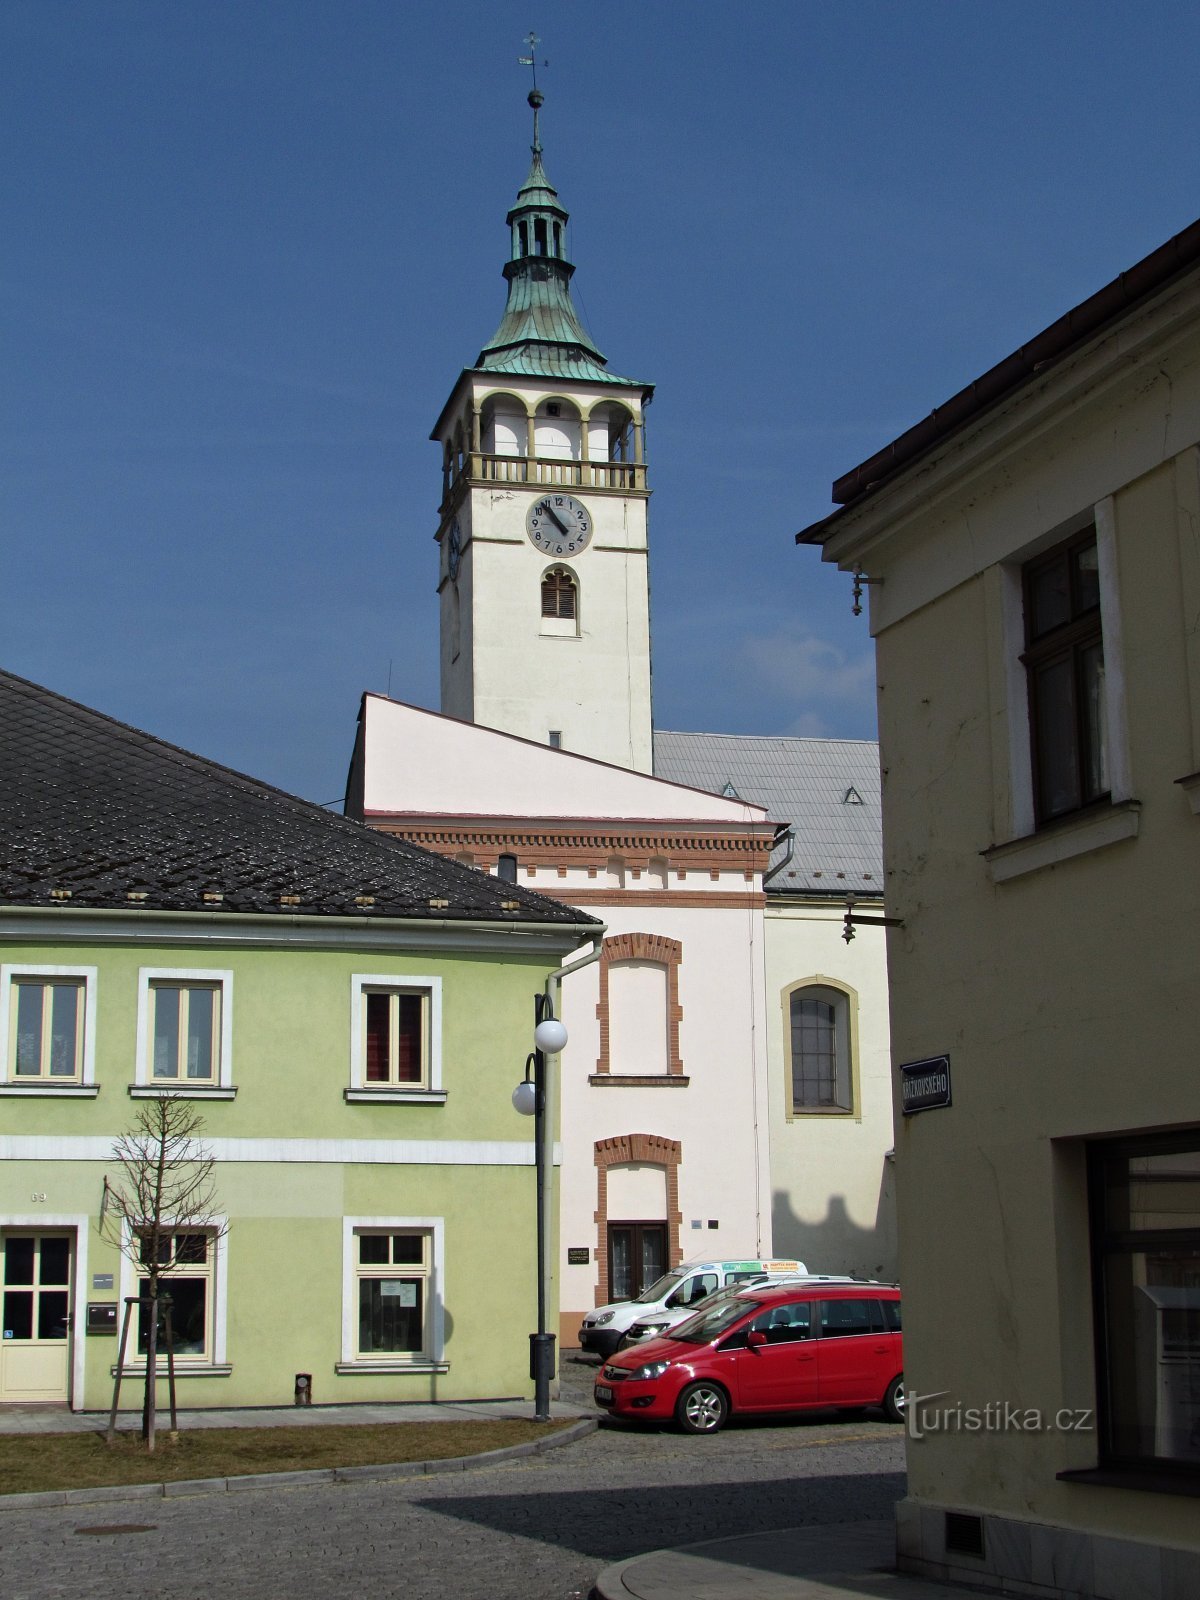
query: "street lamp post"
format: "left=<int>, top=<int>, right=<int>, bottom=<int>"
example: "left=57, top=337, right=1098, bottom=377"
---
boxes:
left=513, top=991, right=568, bottom=1421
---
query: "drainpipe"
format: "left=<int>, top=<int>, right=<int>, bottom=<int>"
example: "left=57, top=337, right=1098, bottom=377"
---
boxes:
left=535, top=935, right=604, bottom=1405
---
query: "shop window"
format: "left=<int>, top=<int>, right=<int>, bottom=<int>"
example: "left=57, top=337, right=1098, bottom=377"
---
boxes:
left=1089, top=1133, right=1200, bottom=1474
left=136, top=1231, right=217, bottom=1361
left=338, top=1218, right=447, bottom=1372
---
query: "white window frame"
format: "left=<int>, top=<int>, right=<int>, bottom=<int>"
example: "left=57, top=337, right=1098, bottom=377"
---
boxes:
left=988, top=498, right=1136, bottom=882
left=133, top=968, right=234, bottom=1097
left=347, top=974, right=444, bottom=1103
left=0, top=966, right=98, bottom=1096
left=337, top=1216, right=447, bottom=1374
left=114, top=1216, right=230, bottom=1376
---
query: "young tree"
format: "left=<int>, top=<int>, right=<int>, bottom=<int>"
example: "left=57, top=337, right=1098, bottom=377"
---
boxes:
left=101, top=1095, right=225, bottom=1449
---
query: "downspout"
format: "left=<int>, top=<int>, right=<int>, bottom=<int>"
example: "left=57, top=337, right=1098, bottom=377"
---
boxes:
left=538, top=933, right=605, bottom=1385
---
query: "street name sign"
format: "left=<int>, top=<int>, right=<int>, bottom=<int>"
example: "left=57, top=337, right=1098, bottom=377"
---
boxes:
left=900, top=1054, right=952, bottom=1114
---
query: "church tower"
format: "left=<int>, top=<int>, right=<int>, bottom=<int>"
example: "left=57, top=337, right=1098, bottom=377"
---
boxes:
left=431, top=85, right=654, bottom=772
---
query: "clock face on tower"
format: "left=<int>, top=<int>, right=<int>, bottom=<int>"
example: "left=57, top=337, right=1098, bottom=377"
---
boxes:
left=526, top=494, right=592, bottom=556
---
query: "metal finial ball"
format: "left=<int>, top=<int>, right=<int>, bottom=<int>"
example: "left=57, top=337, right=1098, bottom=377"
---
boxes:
left=528, top=88, right=544, bottom=109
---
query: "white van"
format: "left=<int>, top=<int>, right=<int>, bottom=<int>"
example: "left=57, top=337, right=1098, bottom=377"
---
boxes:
left=578, top=1257, right=807, bottom=1358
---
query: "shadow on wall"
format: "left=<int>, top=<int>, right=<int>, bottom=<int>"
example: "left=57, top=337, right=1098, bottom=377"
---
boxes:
left=771, top=1161, right=897, bottom=1281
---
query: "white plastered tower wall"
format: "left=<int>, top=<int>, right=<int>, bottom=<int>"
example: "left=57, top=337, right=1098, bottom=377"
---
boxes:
left=434, top=373, right=653, bottom=772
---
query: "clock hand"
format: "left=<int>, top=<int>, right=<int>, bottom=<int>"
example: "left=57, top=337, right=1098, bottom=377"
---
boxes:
left=541, top=503, right=569, bottom=535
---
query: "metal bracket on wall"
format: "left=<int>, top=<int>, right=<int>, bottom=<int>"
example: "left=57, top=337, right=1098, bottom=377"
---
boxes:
left=851, top=566, right=883, bottom=616
left=842, top=900, right=905, bottom=943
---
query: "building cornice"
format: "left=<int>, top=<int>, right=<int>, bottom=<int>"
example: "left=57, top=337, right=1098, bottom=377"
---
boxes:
left=0, top=906, right=599, bottom=957
left=369, top=816, right=775, bottom=882
left=810, top=269, right=1200, bottom=575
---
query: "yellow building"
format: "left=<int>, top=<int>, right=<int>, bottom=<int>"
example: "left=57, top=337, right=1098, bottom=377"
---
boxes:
left=799, top=219, right=1200, bottom=1597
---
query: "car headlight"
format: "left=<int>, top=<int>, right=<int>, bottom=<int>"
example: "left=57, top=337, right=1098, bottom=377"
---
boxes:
left=592, top=1311, right=614, bottom=1326
left=629, top=1359, right=671, bottom=1382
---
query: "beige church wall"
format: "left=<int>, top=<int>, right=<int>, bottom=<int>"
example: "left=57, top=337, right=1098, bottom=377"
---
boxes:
left=855, top=376, right=1200, bottom=1560
left=764, top=899, right=896, bottom=1281
left=555, top=899, right=771, bottom=1342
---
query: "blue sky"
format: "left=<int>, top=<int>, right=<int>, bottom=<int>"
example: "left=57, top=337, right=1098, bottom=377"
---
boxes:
left=5, top=1, right=1200, bottom=802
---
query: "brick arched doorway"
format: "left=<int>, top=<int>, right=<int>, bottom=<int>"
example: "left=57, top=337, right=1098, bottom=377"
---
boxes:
left=594, top=1134, right=682, bottom=1305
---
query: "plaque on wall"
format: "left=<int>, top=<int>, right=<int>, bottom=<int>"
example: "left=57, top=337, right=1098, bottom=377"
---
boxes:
left=567, top=1247, right=590, bottom=1265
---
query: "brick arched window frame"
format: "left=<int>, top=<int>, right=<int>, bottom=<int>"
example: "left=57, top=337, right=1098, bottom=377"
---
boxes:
left=594, top=1133, right=683, bottom=1306
left=595, top=932, right=683, bottom=1077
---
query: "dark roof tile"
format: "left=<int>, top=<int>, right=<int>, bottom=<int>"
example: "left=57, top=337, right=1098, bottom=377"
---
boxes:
left=0, top=670, right=599, bottom=929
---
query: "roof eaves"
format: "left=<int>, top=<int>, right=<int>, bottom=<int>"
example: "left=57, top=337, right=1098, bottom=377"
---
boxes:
left=797, top=213, right=1200, bottom=545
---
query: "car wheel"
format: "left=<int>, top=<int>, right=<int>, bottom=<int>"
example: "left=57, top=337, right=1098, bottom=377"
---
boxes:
left=883, top=1375, right=905, bottom=1424
left=675, top=1381, right=729, bottom=1434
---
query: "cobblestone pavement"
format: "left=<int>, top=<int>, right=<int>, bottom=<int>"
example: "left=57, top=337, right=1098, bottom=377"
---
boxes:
left=0, top=1355, right=906, bottom=1600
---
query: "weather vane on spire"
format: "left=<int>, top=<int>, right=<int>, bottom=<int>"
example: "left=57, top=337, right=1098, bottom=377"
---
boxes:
left=518, top=30, right=548, bottom=153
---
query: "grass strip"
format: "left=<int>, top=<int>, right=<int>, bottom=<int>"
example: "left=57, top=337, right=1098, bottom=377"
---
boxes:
left=0, top=1419, right=574, bottom=1496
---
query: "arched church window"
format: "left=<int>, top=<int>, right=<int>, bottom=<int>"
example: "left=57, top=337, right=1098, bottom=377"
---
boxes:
left=541, top=568, right=577, bottom=621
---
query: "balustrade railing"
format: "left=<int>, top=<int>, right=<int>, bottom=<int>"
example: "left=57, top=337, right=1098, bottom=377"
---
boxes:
left=455, top=454, right=646, bottom=493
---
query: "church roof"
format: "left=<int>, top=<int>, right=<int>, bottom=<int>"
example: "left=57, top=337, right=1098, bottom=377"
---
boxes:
left=0, top=668, right=599, bottom=929
left=473, top=101, right=647, bottom=391
left=653, top=730, right=883, bottom=897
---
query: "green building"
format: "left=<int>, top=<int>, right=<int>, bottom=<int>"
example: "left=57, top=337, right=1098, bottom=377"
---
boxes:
left=0, top=669, right=599, bottom=1410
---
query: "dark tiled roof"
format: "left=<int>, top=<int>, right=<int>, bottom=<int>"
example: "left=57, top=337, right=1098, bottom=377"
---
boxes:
left=0, top=670, right=599, bottom=928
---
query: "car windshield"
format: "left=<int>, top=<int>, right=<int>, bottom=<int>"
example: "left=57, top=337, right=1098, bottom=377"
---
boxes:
left=667, top=1296, right=755, bottom=1343
left=632, top=1270, right=687, bottom=1306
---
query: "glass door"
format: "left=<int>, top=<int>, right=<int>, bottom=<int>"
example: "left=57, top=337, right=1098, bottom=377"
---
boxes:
left=1, top=1232, right=73, bottom=1402
left=608, top=1222, right=667, bottom=1301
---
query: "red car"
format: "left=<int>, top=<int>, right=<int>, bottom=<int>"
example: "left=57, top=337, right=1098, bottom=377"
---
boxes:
left=594, top=1281, right=903, bottom=1434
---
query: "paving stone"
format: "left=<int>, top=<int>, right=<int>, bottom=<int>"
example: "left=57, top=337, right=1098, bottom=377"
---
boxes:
left=0, top=1359, right=906, bottom=1600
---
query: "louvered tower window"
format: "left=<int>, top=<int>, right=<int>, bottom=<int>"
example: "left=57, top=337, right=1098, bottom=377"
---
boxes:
left=541, top=568, right=577, bottom=620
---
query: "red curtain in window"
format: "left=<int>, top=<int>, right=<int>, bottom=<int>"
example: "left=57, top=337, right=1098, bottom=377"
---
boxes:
left=395, top=993, right=422, bottom=1083
left=366, top=992, right=390, bottom=1082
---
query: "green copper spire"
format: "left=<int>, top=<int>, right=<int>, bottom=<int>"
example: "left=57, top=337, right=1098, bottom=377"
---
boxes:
left=476, top=87, right=639, bottom=387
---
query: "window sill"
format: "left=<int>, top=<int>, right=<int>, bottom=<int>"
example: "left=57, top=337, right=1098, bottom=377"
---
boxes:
left=1057, top=1464, right=1200, bottom=1498
left=588, top=1075, right=690, bottom=1088
left=0, top=1083, right=99, bottom=1097
left=128, top=1085, right=237, bottom=1099
left=982, top=799, right=1140, bottom=883
left=1175, top=770, right=1200, bottom=814
left=111, top=1364, right=232, bottom=1379
left=334, top=1361, right=450, bottom=1375
left=343, top=1089, right=447, bottom=1105
left=785, top=1107, right=856, bottom=1120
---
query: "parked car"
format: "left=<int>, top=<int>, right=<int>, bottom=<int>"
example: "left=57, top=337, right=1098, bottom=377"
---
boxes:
left=594, top=1281, right=903, bottom=1434
left=579, top=1257, right=805, bottom=1359
left=615, top=1274, right=862, bottom=1350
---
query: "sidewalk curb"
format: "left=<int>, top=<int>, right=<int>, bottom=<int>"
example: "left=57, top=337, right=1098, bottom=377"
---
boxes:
left=0, top=1417, right=598, bottom=1510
